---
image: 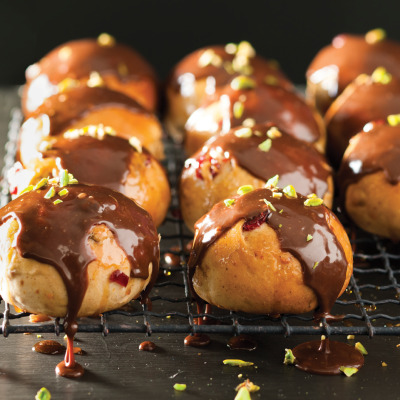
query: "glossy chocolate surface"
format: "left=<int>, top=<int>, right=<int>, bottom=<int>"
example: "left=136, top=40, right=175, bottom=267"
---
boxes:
left=26, top=86, right=149, bottom=137
left=189, top=188, right=348, bottom=314
left=338, top=121, right=400, bottom=194
left=33, top=340, right=66, bottom=355
left=307, top=33, right=400, bottom=96
left=169, top=45, right=293, bottom=92
left=26, top=38, right=156, bottom=84
left=293, top=338, right=364, bottom=375
left=189, top=123, right=331, bottom=198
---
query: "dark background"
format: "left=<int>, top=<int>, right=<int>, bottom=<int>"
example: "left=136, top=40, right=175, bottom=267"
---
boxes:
left=1, top=0, right=400, bottom=85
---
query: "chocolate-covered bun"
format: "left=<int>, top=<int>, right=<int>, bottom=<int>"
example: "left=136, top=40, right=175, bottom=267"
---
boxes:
left=19, top=86, right=164, bottom=160
left=306, top=29, right=400, bottom=114
left=325, top=68, right=400, bottom=166
left=338, top=118, right=400, bottom=240
left=184, top=77, right=325, bottom=155
left=180, top=123, right=333, bottom=231
left=10, top=126, right=170, bottom=226
left=188, top=187, right=352, bottom=315
left=22, top=34, right=158, bottom=115
left=165, top=42, right=293, bottom=141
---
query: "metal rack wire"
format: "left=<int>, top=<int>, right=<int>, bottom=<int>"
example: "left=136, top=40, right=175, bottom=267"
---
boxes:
left=1, top=108, right=400, bottom=338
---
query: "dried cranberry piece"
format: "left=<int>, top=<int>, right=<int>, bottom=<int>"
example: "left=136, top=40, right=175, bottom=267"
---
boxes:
left=194, top=154, right=225, bottom=180
left=10, top=186, right=18, bottom=195
left=242, top=211, right=270, bottom=232
left=109, top=270, right=129, bottom=287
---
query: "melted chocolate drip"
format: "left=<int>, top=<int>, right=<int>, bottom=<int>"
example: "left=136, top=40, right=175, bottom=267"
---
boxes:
left=27, top=86, right=149, bottom=137
left=227, top=335, right=257, bottom=351
left=33, top=340, right=66, bottom=355
left=184, top=334, right=211, bottom=347
left=27, top=38, right=156, bottom=84
left=139, top=341, right=156, bottom=351
left=188, top=123, right=331, bottom=198
left=56, top=336, right=84, bottom=378
left=293, top=338, right=364, bottom=375
left=188, top=188, right=348, bottom=314
left=169, top=45, right=293, bottom=93
left=42, top=134, right=139, bottom=193
left=338, top=121, right=400, bottom=194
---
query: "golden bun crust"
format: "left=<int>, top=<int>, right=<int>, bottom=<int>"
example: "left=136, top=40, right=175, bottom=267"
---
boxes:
left=193, top=211, right=352, bottom=315
left=0, top=220, right=153, bottom=317
left=345, top=171, right=400, bottom=240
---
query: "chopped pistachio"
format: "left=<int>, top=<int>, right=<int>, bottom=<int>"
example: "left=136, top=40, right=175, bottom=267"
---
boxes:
left=307, top=193, right=317, bottom=199
left=355, top=342, right=368, bottom=355
left=238, top=374, right=243, bottom=378
left=258, top=138, right=272, bottom=152
left=264, top=75, right=279, bottom=85
left=58, top=188, right=69, bottom=197
left=279, top=209, right=283, bottom=214
left=37, top=335, right=43, bottom=338
left=198, top=49, right=219, bottom=68
left=35, top=387, right=51, bottom=400
left=273, top=192, right=283, bottom=199
left=265, top=174, right=279, bottom=189
left=382, top=362, right=388, bottom=367
left=234, top=127, right=252, bottom=138
left=237, top=185, right=254, bottom=196
left=58, top=46, right=72, bottom=61
left=253, top=130, right=262, bottom=136
left=129, top=136, right=143, bottom=153
left=34, top=178, right=48, bottom=190
left=278, top=223, right=282, bottom=228
left=339, top=366, right=358, bottom=377
left=230, top=76, right=256, bottom=90
left=173, top=383, right=186, bottom=391
left=223, top=359, right=254, bottom=367
left=224, top=199, right=235, bottom=207
left=97, top=33, right=116, bottom=47
left=242, top=118, right=256, bottom=128
left=371, top=67, right=392, bottom=84
left=67, top=173, right=79, bottom=184
left=19, top=185, right=34, bottom=196
left=44, top=186, right=56, bottom=199
left=266, top=126, right=282, bottom=139
left=365, top=28, right=386, bottom=44
left=283, top=185, right=297, bottom=198
left=313, top=262, right=319, bottom=270
left=306, top=234, right=313, bottom=242
left=304, top=197, right=323, bottom=207
left=284, top=348, right=296, bottom=365
left=387, top=114, right=400, bottom=126
left=237, top=41, right=256, bottom=58
left=235, top=379, right=260, bottom=393
left=53, top=199, right=63, bottom=205
left=233, top=101, right=245, bottom=119
left=347, top=335, right=355, bottom=340
left=59, top=169, right=69, bottom=187
left=235, top=387, right=251, bottom=400
left=263, top=199, right=276, bottom=211
left=321, top=335, right=326, bottom=340
left=104, top=126, right=116, bottom=136
left=223, top=61, right=235, bottom=74
left=87, top=71, right=105, bottom=88
left=225, top=42, right=237, bottom=54
left=57, top=77, right=79, bottom=93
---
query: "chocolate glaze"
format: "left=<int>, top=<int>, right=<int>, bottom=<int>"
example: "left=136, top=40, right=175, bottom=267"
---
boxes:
left=307, top=33, right=400, bottom=99
left=293, top=338, right=364, bottom=375
left=33, top=340, right=66, bottom=355
left=41, top=134, right=142, bottom=193
left=325, top=76, right=400, bottom=164
left=26, top=86, right=150, bottom=137
left=184, top=334, right=211, bottom=347
left=0, top=183, right=159, bottom=376
left=56, top=336, right=85, bottom=378
left=139, top=341, right=156, bottom=351
left=188, top=123, right=331, bottom=198
left=169, top=45, right=293, bottom=93
left=26, top=38, right=156, bottom=84
left=188, top=188, right=348, bottom=315
left=227, top=335, right=257, bottom=351
left=338, top=121, right=400, bottom=195
left=188, top=83, right=321, bottom=144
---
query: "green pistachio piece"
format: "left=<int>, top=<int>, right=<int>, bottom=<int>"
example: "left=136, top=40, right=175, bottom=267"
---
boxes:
left=306, top=234, right=313, bottom=242
left=35, top=387, right=51, bottom=400
left=173, top=383, right=187, bottom=391
left=387, top=114, right=400, bottom=126
left=87, top=71, right=105, bottom=88
left=371, top=67, right=392, bottom=84
left=224, top=199, right=235, bottom=207
left=223, top=359, right=254, bottom=367
left=53, top=199, right=63, bottom=205
left=59, top=169, right=69, bottom=187
left=365, top=28, right=386, bottom=44
left=97, top=33, right=116, bottom=47
left=68, top=173, right=79, bottom=184
left=355, top=342, right=368, bottom=355
left=19, top=185, right=34, bottom=196
left=313, top=262, right=319, bottom=270
left=225, top=42, right=237, bottom=54
left=339, top=366, right=358, bottom=377
left=258, top=138, right=272, bottom=152
left=235, top=387, right=251, bottom=400
left=33, top=178, right=48, bottom=191
left=234, top=127, right=252, bottom=138
left=58, top=188, right=69, bottom=197
left=266, top=126, right=282, bottom=139
left=284, top=348, right=296, bottom=365
left=233, top=101, right=245, bottom=119
left=237, top=185, right=254, bottom=196
left=235, top=379, right=260, bottom=393
left=237, top=41, right=256, bottom=58
left=263, top=199, right=276, bottom=211
left=304, top=197, right=324, bottom=207
left=273, top=192, right=283, bottom=199
left=265, top=174, right=279, bottom=189
left=230, top=76, right=256, bottom=90
left=283, top=185, right=297, bottom=198
left=242, top=118, right=256, bottom=127
left=44, top=186, right=56, bottom=199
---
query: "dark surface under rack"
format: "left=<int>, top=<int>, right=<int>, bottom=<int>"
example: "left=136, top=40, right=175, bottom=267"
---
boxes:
left=1, top=108, right=400, bottom=338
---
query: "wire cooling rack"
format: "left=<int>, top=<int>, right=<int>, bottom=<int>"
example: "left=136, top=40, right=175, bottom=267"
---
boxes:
left=1, top=108, right=400, bottom=338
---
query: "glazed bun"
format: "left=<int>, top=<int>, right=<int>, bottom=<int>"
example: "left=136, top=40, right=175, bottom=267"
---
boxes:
left=338, top=118, right=400, bottom=240
left=306, top=29, right=400, bottom=114
left=0, top=182, right=160, bottom=319
left=165, top=41, right=293, bottom=141
left=22, top=34, right=158, bottom=115
left=180, top=123, right=333, bottom=231
left=325, top=68, right=400, bottom=166
left=10, top=125, right=170, bottom=226
left=184, top=76, right=325, bottom=155
left=19, top=86, right=164, bottom=160
left=189, top=187, right=352, bottom=315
